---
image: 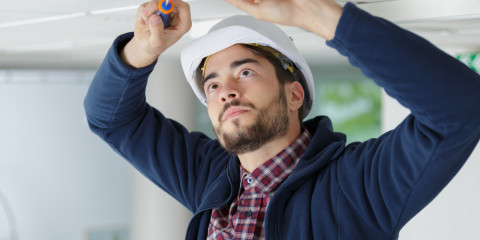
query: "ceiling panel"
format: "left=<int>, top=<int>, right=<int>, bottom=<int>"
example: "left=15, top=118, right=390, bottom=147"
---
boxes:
left=0, top=0, right=479, bottom=69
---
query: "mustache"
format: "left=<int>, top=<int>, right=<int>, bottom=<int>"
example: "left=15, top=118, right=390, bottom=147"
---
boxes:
left=218, top=100, right=256, bottom=122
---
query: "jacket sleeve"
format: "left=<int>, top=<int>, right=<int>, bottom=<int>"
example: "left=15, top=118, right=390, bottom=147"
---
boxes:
left=329, top=3, right=480, bottom=236
left=83, top=33, right=230, bottom=212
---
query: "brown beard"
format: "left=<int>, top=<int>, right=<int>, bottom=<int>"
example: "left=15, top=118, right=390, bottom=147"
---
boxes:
left=213, top=85, right=290, bottom=154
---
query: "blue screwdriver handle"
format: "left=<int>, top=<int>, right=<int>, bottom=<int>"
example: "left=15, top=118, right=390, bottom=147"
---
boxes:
left=157, top=12, right=170, bottom=28
left=155, top=0, right=173, bottom=28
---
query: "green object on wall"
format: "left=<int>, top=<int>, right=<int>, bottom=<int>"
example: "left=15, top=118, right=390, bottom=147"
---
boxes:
left=312, top=79, right=381, bottom=144
left=457, top=53, right=480, bottom=73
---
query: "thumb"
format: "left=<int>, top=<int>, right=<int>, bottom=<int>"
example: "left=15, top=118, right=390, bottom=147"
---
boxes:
left=148, top=14, right=166, bottom=49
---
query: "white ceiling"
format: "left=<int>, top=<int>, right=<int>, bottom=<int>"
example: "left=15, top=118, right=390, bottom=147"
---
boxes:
left=0, top=0, right=479, bottom=69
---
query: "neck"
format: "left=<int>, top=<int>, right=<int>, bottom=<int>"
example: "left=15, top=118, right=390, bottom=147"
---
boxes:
left=238, top=117, right=302, bottom=173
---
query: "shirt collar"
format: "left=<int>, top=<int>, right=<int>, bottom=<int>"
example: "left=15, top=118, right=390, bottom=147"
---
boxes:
left=240, top=129, right=312, bottom=194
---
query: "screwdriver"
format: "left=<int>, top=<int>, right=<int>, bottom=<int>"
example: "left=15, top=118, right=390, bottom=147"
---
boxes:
left=155, top=0, right=174, bottom=28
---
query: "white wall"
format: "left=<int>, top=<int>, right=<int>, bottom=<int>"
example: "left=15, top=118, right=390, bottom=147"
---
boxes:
left=0, top=70, right=131, bottom=240
left=382, top=91, right=480, bottom=239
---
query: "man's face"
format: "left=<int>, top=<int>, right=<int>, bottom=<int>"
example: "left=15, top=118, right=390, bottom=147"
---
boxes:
left=202, top=44, right=290, bottom=154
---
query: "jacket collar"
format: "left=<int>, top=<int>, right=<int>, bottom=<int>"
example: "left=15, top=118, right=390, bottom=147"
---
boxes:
left=302, top=115, right=346, bottom=161
left=196, top=115, right=346, bottom=213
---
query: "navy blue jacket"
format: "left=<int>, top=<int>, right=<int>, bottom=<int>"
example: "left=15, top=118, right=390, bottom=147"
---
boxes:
left=84, top=3, right=480, bottom=239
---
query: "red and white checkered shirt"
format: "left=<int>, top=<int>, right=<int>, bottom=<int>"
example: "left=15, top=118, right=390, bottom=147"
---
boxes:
left=207, top=130, right=311, bottom=240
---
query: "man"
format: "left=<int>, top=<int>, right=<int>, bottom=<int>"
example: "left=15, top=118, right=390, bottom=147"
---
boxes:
left=84, top=0, right=480, bottom=239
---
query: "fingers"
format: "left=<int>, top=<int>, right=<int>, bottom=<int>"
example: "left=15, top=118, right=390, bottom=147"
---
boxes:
left=134, top=0, right=165, bottom=45
left=136, top=0, right=191, bottom=32
left=165, top=0, right=192, bottom=34
left=147, top=14, right=165, bottom=48
left=131, top=0, right=192, bottom=58
left=226, top=0, right=298, bottom=26
left=135, top=2, right=149, bottom=26
left=143, top=0, right=161, bottom=18
left=227, top=0, right=257, bottom=15
left=135, top=1, right=158, bottom=24
left=228, top=0, right=271, bottom=21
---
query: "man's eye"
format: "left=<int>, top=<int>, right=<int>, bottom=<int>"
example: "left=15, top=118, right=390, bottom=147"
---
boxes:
left=207, top=83, right=219, bottom=92
left=240, top=69, right=253, bottom=78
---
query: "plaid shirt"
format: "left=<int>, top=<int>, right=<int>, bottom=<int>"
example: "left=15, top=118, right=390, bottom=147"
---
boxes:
left=207, top=130, right=311, bottom=240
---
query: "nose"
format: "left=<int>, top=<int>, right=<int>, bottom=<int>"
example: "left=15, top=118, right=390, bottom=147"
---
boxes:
left=219, top=81, right=240, bottom=103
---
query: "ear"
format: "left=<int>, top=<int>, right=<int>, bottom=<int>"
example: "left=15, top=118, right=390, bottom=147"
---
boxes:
left=286, top=81, right=305, bottom=112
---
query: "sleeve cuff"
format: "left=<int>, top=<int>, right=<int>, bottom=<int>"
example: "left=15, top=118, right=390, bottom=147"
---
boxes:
left=108, top=32, right=158, bottom=78
left=326, top=2, right=363, bottom=51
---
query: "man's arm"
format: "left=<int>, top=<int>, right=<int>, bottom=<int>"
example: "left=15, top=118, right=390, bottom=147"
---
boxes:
left=85, top=0, right=192, bottom=131
left=84, top=0, right=231, bottom=212
left=227, top=0, right=480, bottom=235
left=226, top=0, right=480, bottom=125
left=327, top=4, right=480, bottom=234
left=226, top=0, right=343, bottom=40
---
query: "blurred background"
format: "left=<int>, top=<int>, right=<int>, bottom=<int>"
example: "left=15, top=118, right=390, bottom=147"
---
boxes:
left=0, top=0, right=479, bottom=239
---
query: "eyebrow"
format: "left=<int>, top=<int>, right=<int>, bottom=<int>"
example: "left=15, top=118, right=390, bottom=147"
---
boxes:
left=203, top=58, right=260, bottom=84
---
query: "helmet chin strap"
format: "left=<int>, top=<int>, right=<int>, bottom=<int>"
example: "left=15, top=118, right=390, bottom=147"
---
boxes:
left=200, top=56, right=210, bottom=79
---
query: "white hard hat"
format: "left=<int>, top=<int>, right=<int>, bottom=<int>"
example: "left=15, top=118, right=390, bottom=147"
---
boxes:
left=181, top=15, right=314, bottom=118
